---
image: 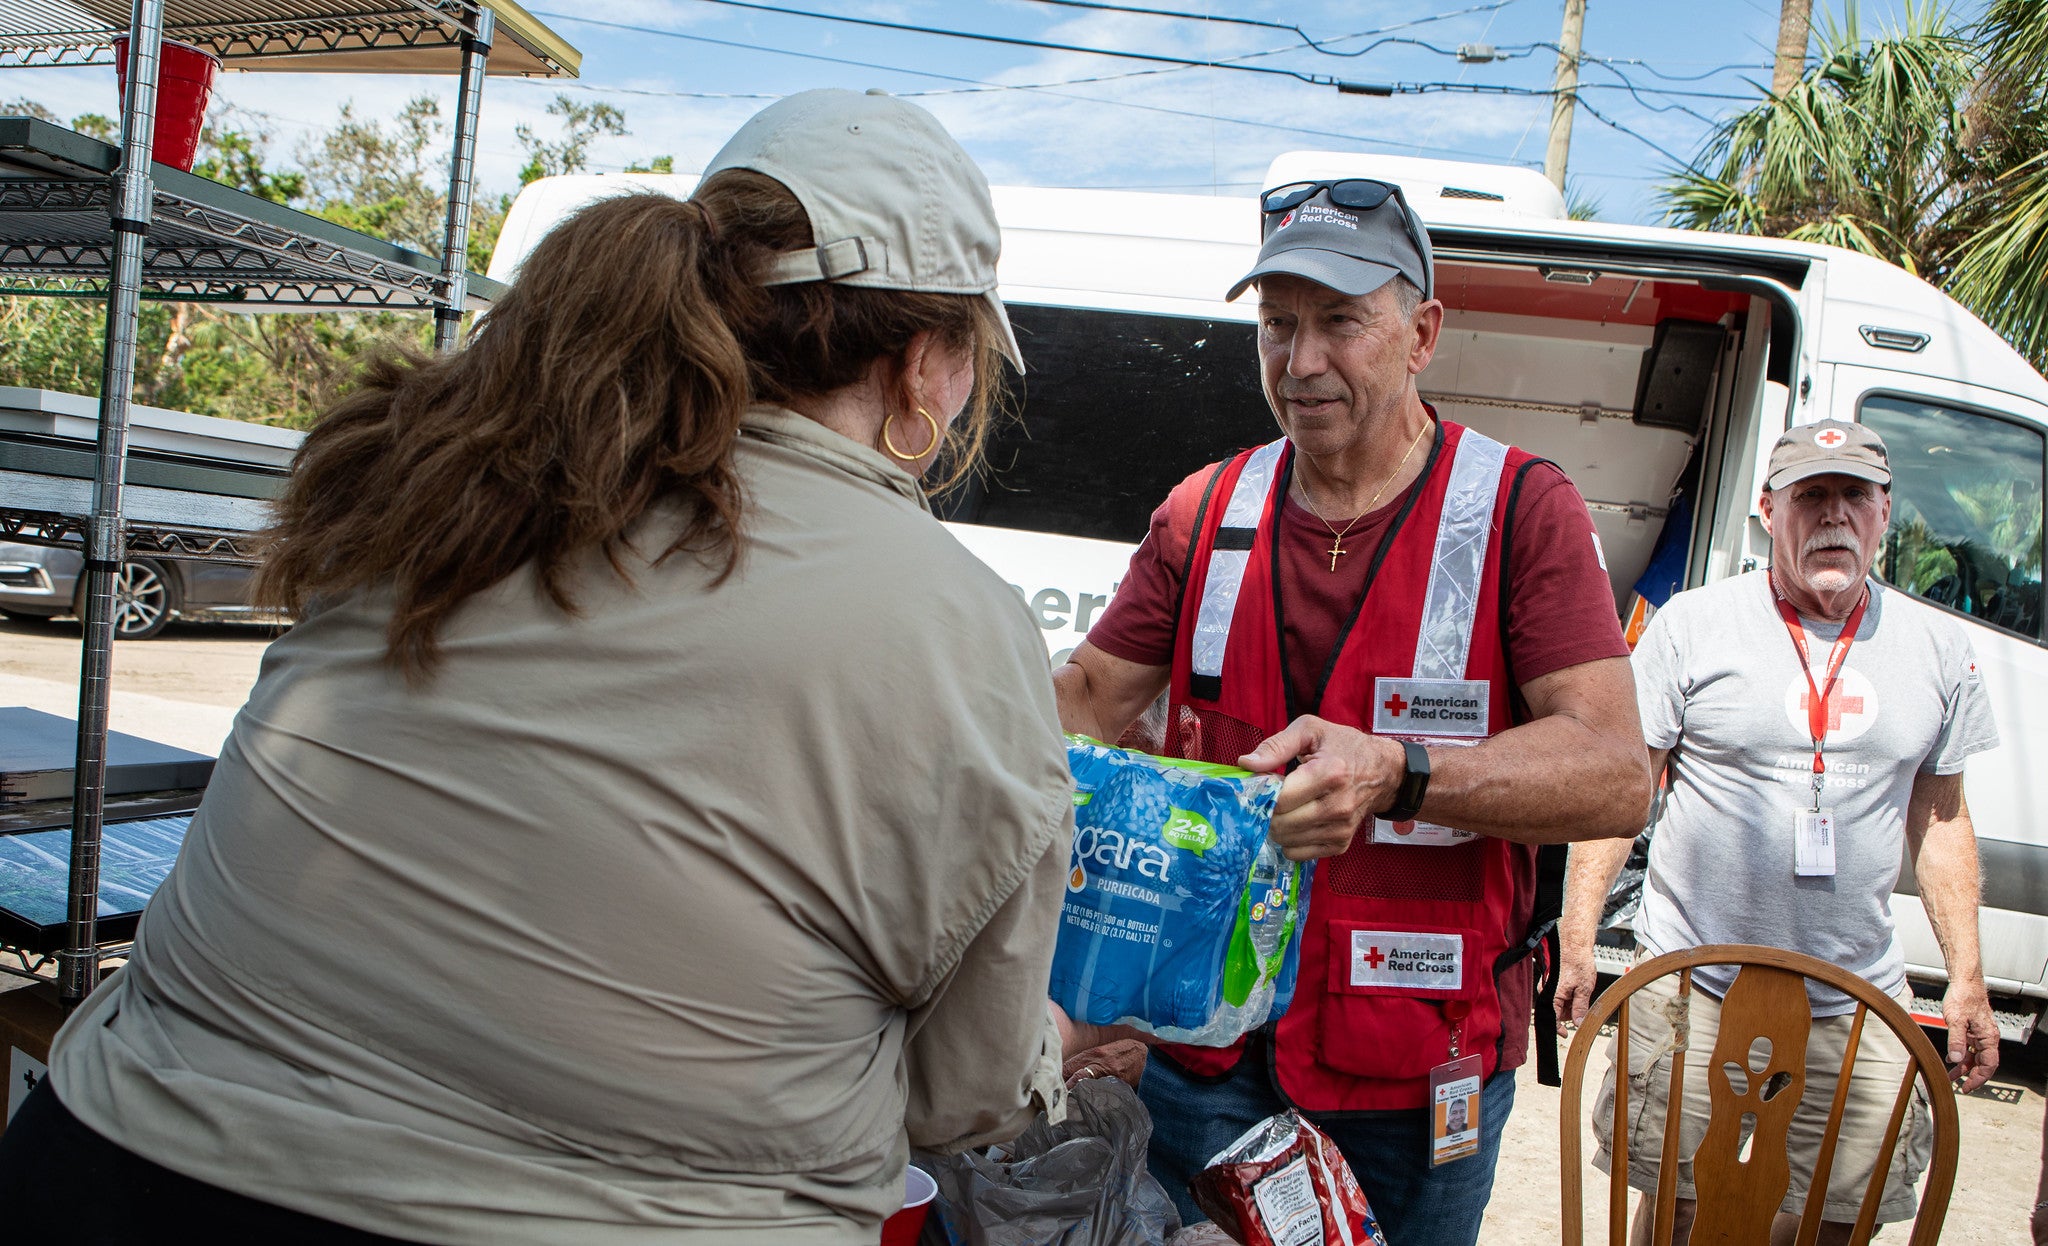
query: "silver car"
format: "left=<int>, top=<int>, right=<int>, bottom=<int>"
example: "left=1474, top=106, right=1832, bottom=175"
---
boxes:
left=0, top=541, right=267, bottom=640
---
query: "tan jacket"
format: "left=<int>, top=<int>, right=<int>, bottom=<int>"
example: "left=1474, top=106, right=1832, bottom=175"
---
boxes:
left=49, top=406, right=1071, bottom=1244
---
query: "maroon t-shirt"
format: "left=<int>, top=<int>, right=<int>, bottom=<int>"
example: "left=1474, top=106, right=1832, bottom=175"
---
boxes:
left=1087, top=451, right=1630, bottom=711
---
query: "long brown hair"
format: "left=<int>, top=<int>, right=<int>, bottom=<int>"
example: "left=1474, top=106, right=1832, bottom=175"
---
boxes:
left=255, top=172, right=1009, bottom=680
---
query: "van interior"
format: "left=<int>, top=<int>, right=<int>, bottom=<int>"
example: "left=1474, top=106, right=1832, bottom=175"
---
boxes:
left=939, top=257, right=1776, bottom=614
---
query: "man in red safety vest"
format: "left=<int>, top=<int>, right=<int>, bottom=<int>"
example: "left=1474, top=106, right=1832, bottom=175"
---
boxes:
left=1053, top=179, right=1654, bottom=1244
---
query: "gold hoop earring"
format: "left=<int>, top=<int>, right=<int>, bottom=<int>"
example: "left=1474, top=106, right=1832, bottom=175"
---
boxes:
left=883, top=406, right=941, bottom=462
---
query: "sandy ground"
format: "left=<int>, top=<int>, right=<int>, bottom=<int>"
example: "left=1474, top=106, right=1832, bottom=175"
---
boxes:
left=5, top=614, right=2045, bottom=1242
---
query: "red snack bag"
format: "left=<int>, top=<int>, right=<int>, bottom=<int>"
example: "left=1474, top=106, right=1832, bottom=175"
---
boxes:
left=1188, top=1112, right=1390, bottom=1246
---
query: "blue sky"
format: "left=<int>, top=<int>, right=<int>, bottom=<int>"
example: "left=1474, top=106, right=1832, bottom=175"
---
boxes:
left=5, top=1, right=1986, bottom=225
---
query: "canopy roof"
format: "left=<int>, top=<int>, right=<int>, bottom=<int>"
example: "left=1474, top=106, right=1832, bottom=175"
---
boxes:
left=0, top=0, right=579, bottom=76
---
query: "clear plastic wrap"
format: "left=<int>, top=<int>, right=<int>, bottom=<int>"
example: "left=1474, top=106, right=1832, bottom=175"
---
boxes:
left=1189, top=1112, right=1389, bottom=1246
left=1051, top=736, right=1310, bottom=1045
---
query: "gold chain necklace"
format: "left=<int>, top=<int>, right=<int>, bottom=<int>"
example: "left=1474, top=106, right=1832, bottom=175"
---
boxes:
left=1295, top=420, right=1430, bottom=572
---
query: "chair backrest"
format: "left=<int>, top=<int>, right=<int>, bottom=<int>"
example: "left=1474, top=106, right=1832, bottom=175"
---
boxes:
left=1559, top=944, right=1960, bottom=1246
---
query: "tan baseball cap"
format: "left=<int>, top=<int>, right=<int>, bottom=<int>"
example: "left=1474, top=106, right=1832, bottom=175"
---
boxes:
left=702, top=88, right=1024, bottom=371
left=1766, top=419, right=1891, bottom=490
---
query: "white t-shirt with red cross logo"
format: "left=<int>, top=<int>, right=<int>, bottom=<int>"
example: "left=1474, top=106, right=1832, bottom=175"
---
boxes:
left=1631, top=571, right=1998, bottom=1013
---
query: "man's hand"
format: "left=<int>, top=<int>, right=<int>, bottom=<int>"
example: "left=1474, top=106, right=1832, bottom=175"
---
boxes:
left=1239, top=716, right=1404, bottom=861
left=1943, top=980, right=2000, bottom=1094
left=1555, top=942, right=1600, bottom=1036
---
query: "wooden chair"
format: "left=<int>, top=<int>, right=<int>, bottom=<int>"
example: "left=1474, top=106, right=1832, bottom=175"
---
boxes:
left=1559, top=945, right=1961, bottom=1246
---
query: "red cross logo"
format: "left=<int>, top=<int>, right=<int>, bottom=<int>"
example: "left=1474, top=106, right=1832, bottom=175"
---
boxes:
left=1814, top=427, right=1848, bottom=449
left=1383, top=692, right=1409, bottom=718
left=1361, top=946, right=1387, bottom=969
left=1277, top=210, right=1297, bottom=229
left=1802, top=689, right=1865, bottom=731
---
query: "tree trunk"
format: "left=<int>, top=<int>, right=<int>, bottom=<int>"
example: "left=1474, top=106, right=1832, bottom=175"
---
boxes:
left=1772, top=0, right=1814, bottom=98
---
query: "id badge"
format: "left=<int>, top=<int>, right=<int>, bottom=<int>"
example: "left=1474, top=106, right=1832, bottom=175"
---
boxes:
left=1428, top=1054, right=1484, bottom=1167
left=1794, top=809, right=1836, bottom=877
left=1372, top=817, right=1478, bottom=846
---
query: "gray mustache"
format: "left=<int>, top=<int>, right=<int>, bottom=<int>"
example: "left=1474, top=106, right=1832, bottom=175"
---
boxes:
left=1802, top=529, right=1862, bottom=558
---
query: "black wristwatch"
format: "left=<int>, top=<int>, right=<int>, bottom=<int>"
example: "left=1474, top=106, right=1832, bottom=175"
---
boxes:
left=1382, top=740, right=1432, bottom=823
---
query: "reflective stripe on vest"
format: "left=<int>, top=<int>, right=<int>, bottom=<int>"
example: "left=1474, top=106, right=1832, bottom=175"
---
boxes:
left=1412, top=429, right=1508, bottom=680
left=1189, top=429, right=1506, bottom=698
left=1190, top=438, right=1286, bottom=702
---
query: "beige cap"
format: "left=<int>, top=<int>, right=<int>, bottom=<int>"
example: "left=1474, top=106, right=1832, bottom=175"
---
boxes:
left=1766, top=419, right=1891, bottom=490
left=702, top=88, right=1024, bottom=371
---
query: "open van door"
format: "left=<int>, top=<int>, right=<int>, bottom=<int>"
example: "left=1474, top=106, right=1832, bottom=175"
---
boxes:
left=1828, top=364, right=2048, bottom=1033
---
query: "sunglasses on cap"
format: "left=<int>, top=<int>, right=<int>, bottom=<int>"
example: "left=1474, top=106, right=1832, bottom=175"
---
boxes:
left=1259, top=178, right=1434, bottom=300
left=1261, top=178, right=1404, bottom=215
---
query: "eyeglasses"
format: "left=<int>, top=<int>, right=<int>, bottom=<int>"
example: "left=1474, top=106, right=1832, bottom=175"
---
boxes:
left=1258, top=178, right=1433, bottom=300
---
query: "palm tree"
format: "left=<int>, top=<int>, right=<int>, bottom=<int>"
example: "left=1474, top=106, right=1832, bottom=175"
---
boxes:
left=1948, top=0, right=2048, bottom=369
left=1661, top=1, right=2048, bottom=372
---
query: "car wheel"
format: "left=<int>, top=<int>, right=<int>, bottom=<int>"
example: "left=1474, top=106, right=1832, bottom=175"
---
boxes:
left=92, top=558, right=179, bottom=640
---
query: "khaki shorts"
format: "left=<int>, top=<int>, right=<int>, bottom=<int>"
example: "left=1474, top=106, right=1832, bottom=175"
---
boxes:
left=1590, top=963, right=1932, bottom=1224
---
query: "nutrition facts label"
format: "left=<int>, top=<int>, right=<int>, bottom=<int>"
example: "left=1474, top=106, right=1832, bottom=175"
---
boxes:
left=1251, top=1155, right=1322, bottom=1246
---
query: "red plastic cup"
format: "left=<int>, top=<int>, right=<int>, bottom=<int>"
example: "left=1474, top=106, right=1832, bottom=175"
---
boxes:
left=880, top=1165, right=937, bottom=1246
left=111, top=37, right=220, bottom=171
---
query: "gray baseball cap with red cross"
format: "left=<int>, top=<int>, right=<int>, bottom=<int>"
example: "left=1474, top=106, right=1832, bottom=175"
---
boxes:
left=1766, top=419, right=1891, bottom=490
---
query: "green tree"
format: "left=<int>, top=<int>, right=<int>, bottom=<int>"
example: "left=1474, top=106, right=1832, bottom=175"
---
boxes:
left=516, top=94, right=627, bottom=184
left=1661, top=1, right=2048, bottom=371
left=299, top=96, right=450, bottom=253
left=0, top=91, right=638, bottom=425
left=1, top=97, right=59, bottom=123
left=70, top=113, right=115, bottom=142
left=1946, top=0, right=2048, bottom=369
left=191, top=110, right=307, bottom=206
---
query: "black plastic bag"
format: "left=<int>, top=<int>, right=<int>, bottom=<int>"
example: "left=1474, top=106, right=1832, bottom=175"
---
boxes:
left=917, top=1077, right=1181, bottom=1246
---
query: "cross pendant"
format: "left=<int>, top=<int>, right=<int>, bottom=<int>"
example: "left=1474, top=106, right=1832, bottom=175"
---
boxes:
left=1327, top=539, right=1346, bottom=571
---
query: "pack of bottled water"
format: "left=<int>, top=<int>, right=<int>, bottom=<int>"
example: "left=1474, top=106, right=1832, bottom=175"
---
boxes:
left=1051, top=736, right=1312, bottom=1045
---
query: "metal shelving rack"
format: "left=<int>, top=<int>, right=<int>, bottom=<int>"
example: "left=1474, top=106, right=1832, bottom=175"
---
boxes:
left=0, top=0, right=578, bottom=1003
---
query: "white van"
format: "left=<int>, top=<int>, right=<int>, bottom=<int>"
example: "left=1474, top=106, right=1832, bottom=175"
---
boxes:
left=493, top=152, right=2048, bottom=1040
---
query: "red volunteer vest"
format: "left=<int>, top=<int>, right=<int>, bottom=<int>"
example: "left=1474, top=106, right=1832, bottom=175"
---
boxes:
left=1161, top=419, right=1538, bottom=1113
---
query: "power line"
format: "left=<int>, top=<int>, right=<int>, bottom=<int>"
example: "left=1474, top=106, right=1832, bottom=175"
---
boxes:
left=525, top=14, right=1535, bottom=165
left=1582, top=54, right=1774, bottom=83
left=1001, top=0, right=1525, bottom=57
left=1572, top=96, right=1691, bottom=166
left=658, top=0, right=1395, bottom=92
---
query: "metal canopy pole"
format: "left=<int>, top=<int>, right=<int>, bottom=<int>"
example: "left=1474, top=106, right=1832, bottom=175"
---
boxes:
left=61, top=0, right=163, bottom=1004
left=433, top=6, right=493, bottom=352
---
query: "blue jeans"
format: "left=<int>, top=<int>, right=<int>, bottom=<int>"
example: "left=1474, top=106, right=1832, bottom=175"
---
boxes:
left=1140, top=1042, right=1516, bottom=1246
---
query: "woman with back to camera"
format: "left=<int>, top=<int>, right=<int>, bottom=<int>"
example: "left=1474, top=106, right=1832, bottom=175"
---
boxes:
left=0, top=90, right=1094, bottom=1244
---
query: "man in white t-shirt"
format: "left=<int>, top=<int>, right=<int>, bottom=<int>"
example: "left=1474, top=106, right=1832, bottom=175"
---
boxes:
left=1556, top=419, right=2000, bottom=1243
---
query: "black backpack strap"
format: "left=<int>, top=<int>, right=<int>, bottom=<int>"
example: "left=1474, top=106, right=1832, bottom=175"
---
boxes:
left=1489, top=457, right=1569, bottom=1087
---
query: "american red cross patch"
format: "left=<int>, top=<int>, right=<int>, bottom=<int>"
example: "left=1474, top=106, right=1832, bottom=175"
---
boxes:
left=1349, top=929, right=1464, bottom=990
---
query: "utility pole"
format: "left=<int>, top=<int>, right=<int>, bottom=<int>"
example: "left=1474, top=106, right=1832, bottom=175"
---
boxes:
left=1545, top=0, right=1586, bottom=192
left=1772, top=0, right=1813, bottom=97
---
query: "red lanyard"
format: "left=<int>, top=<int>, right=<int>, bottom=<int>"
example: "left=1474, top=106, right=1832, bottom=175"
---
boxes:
left=1771, top=575, right=1869, bottom=799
